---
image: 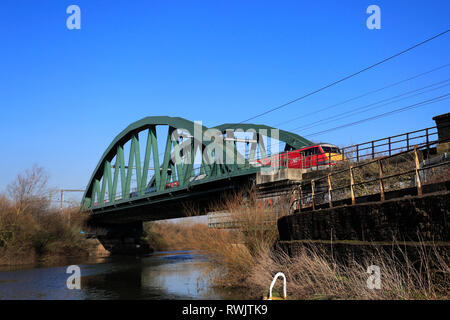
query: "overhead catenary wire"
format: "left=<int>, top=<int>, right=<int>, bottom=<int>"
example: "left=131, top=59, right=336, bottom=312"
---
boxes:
left=303, top=93, right=450, bottom=137
left=274, top=62, right=450, bottom=128
left=104, top=28, right=450, bottom=191
left=94, top=92, right=448, bottom=202
left=289, top=79, right=450, bottom=133
left=236, top=29, right=450, bottom=125
left=122, top=80, right=446, bottom=177
left=118, top=65, right=449, bottom=165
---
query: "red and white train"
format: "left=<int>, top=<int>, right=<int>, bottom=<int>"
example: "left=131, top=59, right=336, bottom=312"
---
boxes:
left=257, top=143, right=344, bottom=169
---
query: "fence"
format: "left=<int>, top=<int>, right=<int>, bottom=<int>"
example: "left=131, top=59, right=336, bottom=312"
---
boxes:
left=258, top=126, right=440, bottom=172
left=289, top=139, right=450, bottom=214
left=207, top=210, right=284, bottom=229
left=340, top=126, right=439, bottom=163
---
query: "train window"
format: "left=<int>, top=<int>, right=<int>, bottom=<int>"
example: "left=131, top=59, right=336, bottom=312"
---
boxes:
left=311, top=147, right=320, bottom=155
left=322, top=146, right=341, bottom=154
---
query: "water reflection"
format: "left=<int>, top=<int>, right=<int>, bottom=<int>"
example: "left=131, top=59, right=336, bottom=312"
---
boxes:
left=140, top=252, right=221, bottom=299
left=0, top=251, right=246, bottom=300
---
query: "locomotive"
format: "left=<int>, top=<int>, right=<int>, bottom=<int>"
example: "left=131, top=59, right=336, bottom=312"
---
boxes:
left=257, top=143, right=343, bottom=169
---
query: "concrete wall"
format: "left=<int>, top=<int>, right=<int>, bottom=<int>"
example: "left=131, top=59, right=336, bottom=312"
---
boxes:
left=278, top=191, right=450, bottom=242
left=88, top=221, right=152, bottom=255
left=256, top=167, right=305, bottom=184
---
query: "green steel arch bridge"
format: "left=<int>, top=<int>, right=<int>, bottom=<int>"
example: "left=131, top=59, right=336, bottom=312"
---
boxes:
left=82, top=116, right=312, bottom=253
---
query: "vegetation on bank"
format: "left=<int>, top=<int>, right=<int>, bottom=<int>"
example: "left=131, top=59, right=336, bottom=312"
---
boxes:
left=0, top=165, right=94, bottom=266
left=143, top=190, right=449, bottom=300
left=3, top=166, right=447, bottom=299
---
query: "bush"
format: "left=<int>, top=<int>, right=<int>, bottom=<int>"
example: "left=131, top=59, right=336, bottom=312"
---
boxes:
left=0, top=166, right=92, bottom=265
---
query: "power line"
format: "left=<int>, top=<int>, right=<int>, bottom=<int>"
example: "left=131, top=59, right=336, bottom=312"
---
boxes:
left=274, top=63, right=450, bottom=127
left=237, top=29, right=450, bottom=124
left=304, top=93, right=450, bottom=137
left=291, top=79, right=450, bottom=133
left=111, top=69, right=449, bottom=164
left=91, top=31, right=450, bottom=191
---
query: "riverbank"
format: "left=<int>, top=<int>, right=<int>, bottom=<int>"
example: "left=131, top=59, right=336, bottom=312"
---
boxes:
left=144, top=222, right=450, bottom=300
left=0, top=195, right=108, bottom=267
left=0, top=166, right=109, bottom=267
left=0, top=237, right=109, bottom=267
left=143, top=191, right=450, bottom=300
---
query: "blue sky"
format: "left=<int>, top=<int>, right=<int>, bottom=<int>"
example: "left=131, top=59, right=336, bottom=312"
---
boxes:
left=0, top=0, right=449, bottom=203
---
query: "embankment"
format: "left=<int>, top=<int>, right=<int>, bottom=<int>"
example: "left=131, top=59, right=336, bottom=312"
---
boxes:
left=277, top=190, right=450, bottom=265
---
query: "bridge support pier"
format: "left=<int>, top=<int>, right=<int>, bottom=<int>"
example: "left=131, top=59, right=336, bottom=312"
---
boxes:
left=88, top=221, right=152, bottom=255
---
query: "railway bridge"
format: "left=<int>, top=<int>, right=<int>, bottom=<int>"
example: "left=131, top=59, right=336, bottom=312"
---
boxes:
left=82, top=114, right=450, bottom=254
left=82, top=116, right=312, bottom=253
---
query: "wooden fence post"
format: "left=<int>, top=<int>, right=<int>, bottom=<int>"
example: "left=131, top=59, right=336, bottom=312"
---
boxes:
left=350, top=165, right=355, bottom=205
left=311, top=180, right=315, bottom=211
left=377, top=159, right=385, bottom=201
left=414, top=147, right=422, bottom=196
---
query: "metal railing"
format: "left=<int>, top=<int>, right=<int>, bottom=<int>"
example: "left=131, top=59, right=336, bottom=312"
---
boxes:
left=340, top=126, right=438, bottom=163
left=207, top=210, right=282, bottom=229
left=290, top=139, right=449, bottom=213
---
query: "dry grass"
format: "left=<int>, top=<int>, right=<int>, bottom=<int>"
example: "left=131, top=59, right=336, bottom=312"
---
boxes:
left=144, top=189, right=281, bottom=289
left=249, top=242, right=449, bottom=300
left=328, top=153, right=416, bottom=197
left=144, top=189, right=449, bottom=300
left=422, top=164, right=450, bottom=185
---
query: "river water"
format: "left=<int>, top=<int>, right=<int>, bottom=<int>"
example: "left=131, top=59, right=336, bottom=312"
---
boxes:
left=0, top=251, right=246, bottom=300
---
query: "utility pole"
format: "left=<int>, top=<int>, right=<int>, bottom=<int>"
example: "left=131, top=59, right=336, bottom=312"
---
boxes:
left=59, top=189, right=84, bottom=226
left=60, top=189, right=85, bottom=210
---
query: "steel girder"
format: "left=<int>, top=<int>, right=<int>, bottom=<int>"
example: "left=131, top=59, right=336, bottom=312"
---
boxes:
left=81, top=116, right=312, bottom=210
left=214, top=123, right=312, bottom=151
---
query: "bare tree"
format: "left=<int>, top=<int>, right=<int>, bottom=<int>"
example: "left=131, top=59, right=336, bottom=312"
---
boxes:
left=6, top=165, right=51, bottom=215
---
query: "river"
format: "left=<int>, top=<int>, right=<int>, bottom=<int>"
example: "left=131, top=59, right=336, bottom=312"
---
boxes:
left=0, top=251, right=247, bottom=300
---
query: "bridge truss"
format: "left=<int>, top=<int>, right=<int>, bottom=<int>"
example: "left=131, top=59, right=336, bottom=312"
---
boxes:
left=82, top=116, right=311, bottom=213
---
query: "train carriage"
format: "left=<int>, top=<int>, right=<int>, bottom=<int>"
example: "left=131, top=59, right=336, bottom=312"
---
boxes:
left=258, top=143, right=344, bottom=169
